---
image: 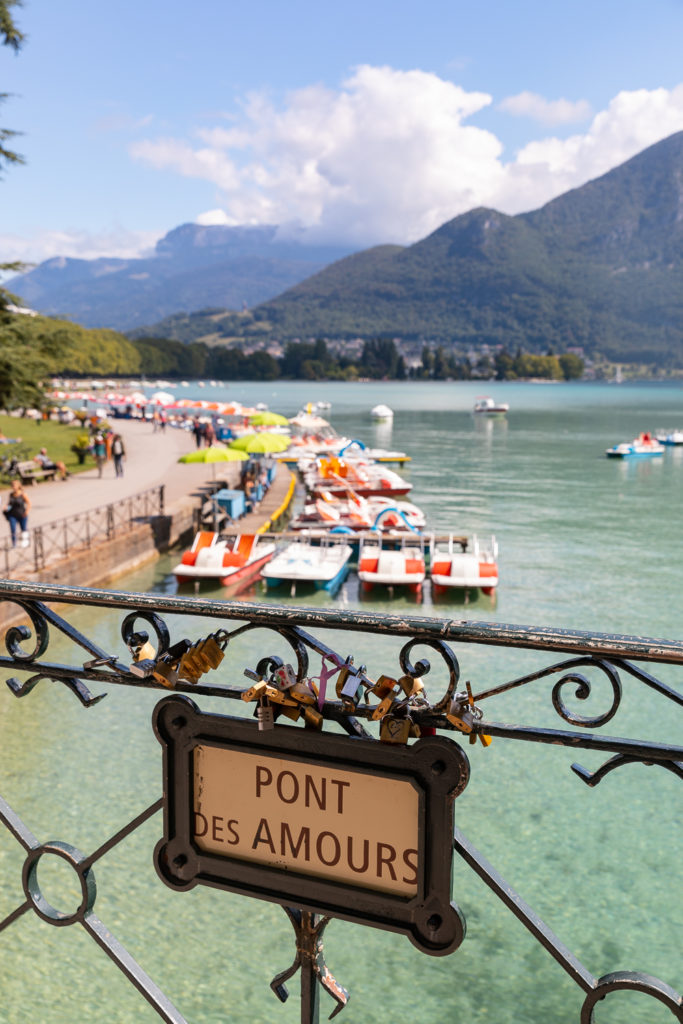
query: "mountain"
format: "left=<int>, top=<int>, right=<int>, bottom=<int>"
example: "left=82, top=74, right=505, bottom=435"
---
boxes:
left=236, top=131, right=683, bottom=364
left=8, top=224, right=355, bottom=332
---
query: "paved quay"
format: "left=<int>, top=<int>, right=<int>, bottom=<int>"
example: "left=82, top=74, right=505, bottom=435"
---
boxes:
left=1, top=419, right=242, bottom=530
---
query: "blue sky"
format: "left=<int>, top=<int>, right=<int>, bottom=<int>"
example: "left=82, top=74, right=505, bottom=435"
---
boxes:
left=3, top=0, right=683, bottom=264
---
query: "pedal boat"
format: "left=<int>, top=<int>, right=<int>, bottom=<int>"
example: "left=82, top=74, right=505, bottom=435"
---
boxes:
left=261, top=538, right=353, bottom=595
left=473, top=396, right=509, bottom=416
left=605, top=432, right=664, bottom=458
left=173, top=532, right=275, bottom=590
left=357, top=532, right=427, bottom=597
left=430, top=535, right=499, bottom=596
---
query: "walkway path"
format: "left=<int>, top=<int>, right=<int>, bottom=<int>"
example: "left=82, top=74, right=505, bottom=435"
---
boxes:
left=1, top=420, right=242, bottom=530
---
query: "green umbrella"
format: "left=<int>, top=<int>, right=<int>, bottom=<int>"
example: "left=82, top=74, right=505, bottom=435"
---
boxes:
left=229, top=433, right=290, bottom=454
left=249, top=411, right=290, bottom=427
left=178, top=445, right=248, bottom=464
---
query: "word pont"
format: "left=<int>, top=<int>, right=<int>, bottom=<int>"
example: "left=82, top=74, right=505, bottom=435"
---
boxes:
left=193, top=746, right=420, bottom=897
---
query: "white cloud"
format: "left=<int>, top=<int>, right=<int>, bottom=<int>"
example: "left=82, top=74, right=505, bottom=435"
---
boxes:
left=490, top=85, right=683, bottom=214
left=498, top=91, right=592, bottom=124
left=130, top=70, right=683, bottom=246
left=0, top=227, right=161, bottom=268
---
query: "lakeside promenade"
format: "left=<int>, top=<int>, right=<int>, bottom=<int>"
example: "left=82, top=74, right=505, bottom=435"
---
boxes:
left=0, top=418, right=241, bottom=532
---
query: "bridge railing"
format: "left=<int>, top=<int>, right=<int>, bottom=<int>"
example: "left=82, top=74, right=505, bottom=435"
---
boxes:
left=0, top=485, right=165, bottom=575
left=0, top=578, right=681, bottom=1024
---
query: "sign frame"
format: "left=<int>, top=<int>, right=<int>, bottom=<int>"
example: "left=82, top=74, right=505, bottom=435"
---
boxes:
left=153, top=694, right=470, bottom=956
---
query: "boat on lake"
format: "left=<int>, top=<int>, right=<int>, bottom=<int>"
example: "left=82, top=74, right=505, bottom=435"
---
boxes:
left=370, top=404, right=394, bottom=421
left=303, top=455, right=412, bottom=499
left=430, top=535, right=499, bottom=596
left=261, top=538, right=353, bottom=595
left=291, top=493, right=425, bottom=533
left=605, top=432, right=664, bottom=458
left=357, top=532, right=427, bottom=596
left=654, top=429, right=683, bottom=446
left=173, top=532, right=276, bottom=589
left=473, top=396, right=509, bottom=416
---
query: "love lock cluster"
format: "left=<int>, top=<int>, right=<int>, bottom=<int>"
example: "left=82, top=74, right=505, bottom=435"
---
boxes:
left=241, top=663, right=323, bottom=730
left=446, top=682, right=492, bottom=747
left=128, top=630, right=229, bottom=688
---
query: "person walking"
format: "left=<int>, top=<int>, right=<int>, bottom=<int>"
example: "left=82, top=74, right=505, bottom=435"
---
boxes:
left=4, top=479, right=31, bottom=548
left=111, top=433, right=126, bottom=477
left=93, top=433, right=106, bottom=478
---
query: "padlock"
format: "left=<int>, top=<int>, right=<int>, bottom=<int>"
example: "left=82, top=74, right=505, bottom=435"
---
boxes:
left=372, top=694, right=396, bottom=721
left=469, top=730, right=492, bottom=747
left=336, top=664, right=364, bottom=708
left=256, top=704, right=275, bottom=731
left=446, top=698, right=475, bottom=734
left=399, top=674, right=424, bottom=699
left=290, top=680, right=318, bottom=706
left=130, top=658, right=156, bottom=679
left=152, top=658, right=179, bottom=689
left=133, top=640, right=156, bottom=663
left=242, top=681, right=268, bottom=703
left=371, top=674, right=398, bottom=699
left=271, top=663, right=297, bottom=692
left=380, top=716, right=412, bottom=744
left=279, top=704, right=301, bottom=723
left=178, top=635, right=225, bottom=684
left=302, top=705, right=323, bottom=730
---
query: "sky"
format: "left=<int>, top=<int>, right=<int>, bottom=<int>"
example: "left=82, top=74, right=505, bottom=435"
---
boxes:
left=3, top=0, right=683, bottom=266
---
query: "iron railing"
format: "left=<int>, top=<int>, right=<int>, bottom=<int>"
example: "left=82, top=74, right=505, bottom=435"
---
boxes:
left=0, top=578, right=681, bottom=1023
left=0, top=485, right=165, bottom=575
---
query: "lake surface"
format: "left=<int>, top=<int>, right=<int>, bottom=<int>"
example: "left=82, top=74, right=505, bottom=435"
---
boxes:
left=1, top=380, right=681, bottom=1023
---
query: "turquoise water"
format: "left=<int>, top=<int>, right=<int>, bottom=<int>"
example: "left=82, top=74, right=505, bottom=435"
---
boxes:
left=1, top=380, right=682, bottom=1023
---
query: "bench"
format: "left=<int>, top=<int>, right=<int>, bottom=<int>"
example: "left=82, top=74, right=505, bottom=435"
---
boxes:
left=16, top=460, right=57, bottom=484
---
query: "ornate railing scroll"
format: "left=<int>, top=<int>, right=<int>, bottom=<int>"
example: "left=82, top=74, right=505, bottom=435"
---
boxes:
left=0, top=577, right=681, bottom=1024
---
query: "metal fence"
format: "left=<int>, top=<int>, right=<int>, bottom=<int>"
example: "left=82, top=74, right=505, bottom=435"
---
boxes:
left=0, top=485, right=165, bottom=575
left=0, top=578, right=681, bottom=1024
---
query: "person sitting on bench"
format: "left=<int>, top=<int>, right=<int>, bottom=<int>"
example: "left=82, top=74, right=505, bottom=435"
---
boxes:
left=34, top=448, right=69, bottom=480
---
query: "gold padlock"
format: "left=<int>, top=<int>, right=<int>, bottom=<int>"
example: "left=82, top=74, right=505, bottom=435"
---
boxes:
left=178, top=635, right=225, bottom=684
left=399, top=674, right=424, bottom=698
left=303, top=705, right=323, bottom=730
left=279, top=704, right=301, bottom=722
left=241, top=681, right=268, bottom=703
left=446, top=698, right=475, bottom=734
left=152, top=658, right=179, bottom=689
left=290, top=681, right=318, bottom=706
left=133, top=640, right=156, bottom=662
left=380, top=716, right=412, bottom=744
left=469, top=730, right=492, bottom=747
left=372, top=694, right=396, bottom=720
left=371, top=674, right=397, bottom=699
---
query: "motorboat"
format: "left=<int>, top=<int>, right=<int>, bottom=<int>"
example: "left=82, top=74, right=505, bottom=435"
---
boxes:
left=370, top=404, right=394, bottom=421
left=654, top=429, right=683, bottom=446
left=473, top=396, right=509, bottom=416
left=303, top=455, right=412, bottom=499
left=261, top=538, right=353, bottom=595
left=357, top=532, right=427, bottom=596
left=605, top=433, right=664, bottom=458
left=173, top=532, right=275, bottom=590
left=430, top=535, right=499, bottom=597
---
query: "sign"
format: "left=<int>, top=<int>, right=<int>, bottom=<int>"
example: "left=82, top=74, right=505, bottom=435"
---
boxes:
left=153, top=695, right=470, bottom=956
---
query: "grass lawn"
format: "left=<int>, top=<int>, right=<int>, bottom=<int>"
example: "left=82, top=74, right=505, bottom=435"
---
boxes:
left=0, top=414, right=95, bottom=480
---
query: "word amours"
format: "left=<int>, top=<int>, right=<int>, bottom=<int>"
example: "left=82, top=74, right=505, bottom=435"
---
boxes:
left=193, top=746, right=420, bottom=897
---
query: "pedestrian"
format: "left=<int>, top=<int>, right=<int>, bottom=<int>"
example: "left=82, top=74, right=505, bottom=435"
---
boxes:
left=193, top=417, right=202, bottom=449
left=111, top=433, right=126, bottom=477
left=3, top=479, right=31, bottom=548
left=93, top=433, right=106, bottom=478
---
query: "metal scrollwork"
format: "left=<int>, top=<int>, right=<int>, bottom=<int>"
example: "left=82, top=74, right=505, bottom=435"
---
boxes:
left=4, top=603, right=49, bottom=662
left=550, top=658, right=622, bottom=728
left=121, top=610, right=171, bottom=660
left=398, top=637, right=460, bottom=713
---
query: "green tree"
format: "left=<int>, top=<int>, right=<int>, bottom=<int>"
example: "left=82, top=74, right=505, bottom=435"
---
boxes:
left=559, top=352, right=585, bottom=380
left=1, top=0, right=26, bottom=313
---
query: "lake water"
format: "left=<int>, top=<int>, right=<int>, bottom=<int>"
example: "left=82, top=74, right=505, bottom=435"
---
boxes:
left=1, top=380, right=682, bottom=1023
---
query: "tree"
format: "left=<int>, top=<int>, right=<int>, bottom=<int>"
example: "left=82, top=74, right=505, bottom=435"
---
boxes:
left=1, top=0, right=25, bottom=312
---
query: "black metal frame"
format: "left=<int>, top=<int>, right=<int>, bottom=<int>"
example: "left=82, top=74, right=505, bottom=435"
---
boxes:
left=0, top=578, right=681, bottom=1023
left=154, top=695, right=469, bottom=955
